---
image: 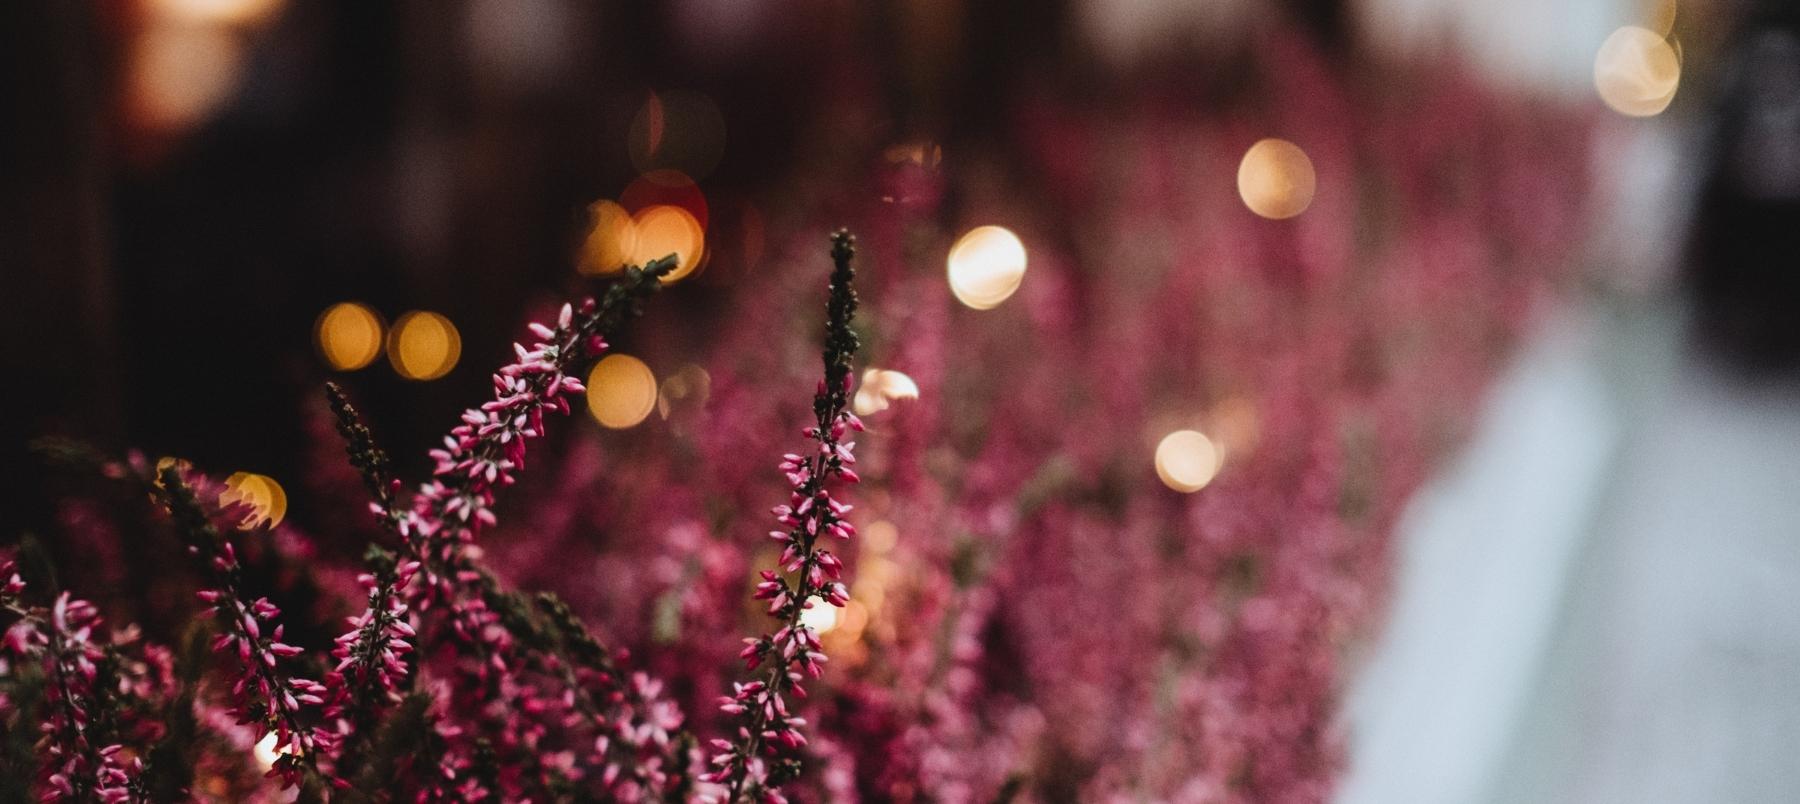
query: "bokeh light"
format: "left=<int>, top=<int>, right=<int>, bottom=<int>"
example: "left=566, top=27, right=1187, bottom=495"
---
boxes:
left=587, top=354, right=657, bottom=429
left=947, top=226, right=1028, bottom=310
left=148, top=0, right=284, bottom=26
left=657, top=364, right=712, bottom=420
left=622, top=170, right=710, bottom=229
left=852, top=368, right=921, bottom=416
left=630, top=205, right=706, bottom=282
left=1155, top=429, right=1222, bottom=493
left=628, top=90, right=727, bottom=180
left=128, top=23, right=245, bottom=133
left=799, top=598, right=840, bottom=633
left=221, top=471, right=287, bottom=529
left=578, top=200, right=637, bottom=276
left=827, top=599, right=869, bottom=645
left=314, top=302, right=385, bottom=371
left=1594, top=26, right=1681, bottom=117
left=1649, top=0, right=1678, bottom=36
left=253, top=732, right=281, bottom=769
left=1237, top=138, right=1316, bottom=220
left=388, top=311, right=462, bottom=381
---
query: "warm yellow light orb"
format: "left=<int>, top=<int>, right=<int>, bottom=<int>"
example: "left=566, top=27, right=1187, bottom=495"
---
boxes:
left=947, top=226, right=1027, bottom=310
left=852, top=368, right=921, bottom=415
left=630, top=205, right=705, bottom=282
left=314, top=302, right=384, bottom=371
left=587, top=354, right=657, bottom=429
left=800, top=599, right=840, bottom=634
left=253, top=732, right=282, bottom=769
left=836, top=600, right=869, bottom=641
left=221, top=471, right=287, bottom=529
left=1237, top=138, right=1316, bottom=220
left=1648, top=0, right=1677, bottom=36
left=1594, top=26, right=1680, bottom=117
left=130, top=23, right=244, bottom=133
left=388, top=311, right=461, bottom=381
left=1155, top=430, right=1221, bottom=493
left=579, top=200, right=637, bottom=276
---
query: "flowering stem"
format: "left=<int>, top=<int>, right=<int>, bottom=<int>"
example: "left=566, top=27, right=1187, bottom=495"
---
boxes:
left=324, top=381, right=405, bottom=539
left=1, top=552, right=145, bottom=802
left=329, top=257, right=679, bottom=797
left=402, top=256, right=676, bottom=601
left=709, top=230, right=862, bottom=802
left=321, top=384, right=421, bottom=773
left=157, top=466, right=331, bottom=792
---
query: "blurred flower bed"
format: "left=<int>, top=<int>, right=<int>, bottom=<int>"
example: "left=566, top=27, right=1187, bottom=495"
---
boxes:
left=13, top=22, right=1593, bottom=803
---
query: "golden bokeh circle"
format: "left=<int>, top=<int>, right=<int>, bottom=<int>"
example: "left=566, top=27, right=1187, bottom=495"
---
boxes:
left=587, top=354, right=658, bottom=429
left=629, top=205, right=706, bottom=282
left=1237, top=138, right=1316, bottom=220
left=1155, top=429, right=1222, bottom=493
left=947, top=226, right=1028, bottom=310
left=1594, top=26, right=1680, bottom=117
left=579, top=200, right=638, bottom=276
left=222, top=471, right=287, bottom=529
left=314, top=302, right=385, bottom=371
left=387, top=311, right=461, bottom=381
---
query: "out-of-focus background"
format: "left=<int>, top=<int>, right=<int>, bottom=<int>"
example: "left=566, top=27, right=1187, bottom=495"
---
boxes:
left=0, top=0, right=1669, bottom=509
left=6, top=0, right=1798, bottom=800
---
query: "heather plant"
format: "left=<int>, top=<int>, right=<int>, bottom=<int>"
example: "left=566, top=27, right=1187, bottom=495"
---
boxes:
left=2, top=236, right=904, bottom=801
left=446, top=40, right=1589, bottom=801
left=3, top=253, right=776, bottom=801
left=2, top=33, right=1594, bottom=804
left=705, top=230, right=862, bottom=800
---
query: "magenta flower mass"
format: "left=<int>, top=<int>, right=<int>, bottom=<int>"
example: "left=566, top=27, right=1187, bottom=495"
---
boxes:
left=0, top=61, right=1590, bottom=799
left=19, top=1, right=1793, bottom=801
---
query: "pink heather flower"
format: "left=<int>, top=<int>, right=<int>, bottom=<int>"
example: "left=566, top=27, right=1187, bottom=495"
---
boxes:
left=324, top=262, right=690, bottom=799
left=158, top=467, right=334, bottom=790
left=0, top=560, right=142, bottom=803
left=709, top=230, right=860, bottom=801
left=322, top=554, right=419, bottom=763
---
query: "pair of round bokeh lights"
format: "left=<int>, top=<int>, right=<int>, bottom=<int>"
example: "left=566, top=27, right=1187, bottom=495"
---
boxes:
left=314, top=303, right=461, bottom=381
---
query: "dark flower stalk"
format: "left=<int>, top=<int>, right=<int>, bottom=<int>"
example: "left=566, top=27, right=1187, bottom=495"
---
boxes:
left=320, top=384, right=418, bottom=768
left=706, top=230, right=863, bottom=802
left=157, top=467, right=334, bottom=791
left=324, top=381, right=405, bottom=537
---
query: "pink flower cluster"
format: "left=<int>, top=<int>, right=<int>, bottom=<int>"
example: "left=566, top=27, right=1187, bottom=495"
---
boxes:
left=314, top=260, right=693, bottom=799
left=707, top=230, right=862, bottom=802
left=404, top=299, right=600, bottom=601
left=160, top=468, right=334, bottom=789
left=323, top=554, right=417, bottom=741
left=0, top=559, right=139, bottom=802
